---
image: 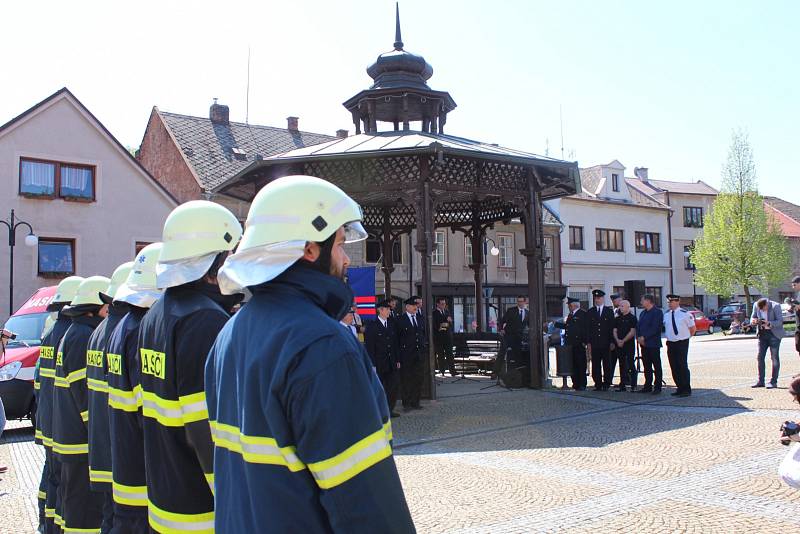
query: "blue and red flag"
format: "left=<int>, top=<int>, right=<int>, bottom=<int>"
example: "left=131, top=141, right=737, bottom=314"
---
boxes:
left=347, top=266, right=376, bottom=319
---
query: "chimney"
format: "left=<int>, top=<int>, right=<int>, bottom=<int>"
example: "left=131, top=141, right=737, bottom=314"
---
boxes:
left=209, top=98, right=229, bottom=125
left=634, top=167, right=649, bottom=182
left=287, top=116, right=299, bottom=131
left=336, top=129, right=349, bottom=139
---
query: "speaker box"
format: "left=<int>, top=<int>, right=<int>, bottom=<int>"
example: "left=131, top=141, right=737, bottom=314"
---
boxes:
left=624, top=280, right=646, bottom=305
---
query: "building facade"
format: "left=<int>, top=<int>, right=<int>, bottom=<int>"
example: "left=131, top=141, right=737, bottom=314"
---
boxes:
left=554, top=160, right=672, bottom=310
left=763, top=197, right=800, bottom=302
left=0, top=88, right=177, bottom=322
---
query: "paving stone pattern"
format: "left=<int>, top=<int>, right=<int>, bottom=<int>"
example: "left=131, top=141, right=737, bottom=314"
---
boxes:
left=1, top=336, right=799, bottom=532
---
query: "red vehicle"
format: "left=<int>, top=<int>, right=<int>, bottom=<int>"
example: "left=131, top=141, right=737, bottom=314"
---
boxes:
left=689, top=309, right=714, bottom=335
left=0, top=286, right=56, bottom=422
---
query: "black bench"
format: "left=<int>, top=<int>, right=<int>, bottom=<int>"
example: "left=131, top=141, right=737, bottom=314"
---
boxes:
left=451, top=333, right=504, bottom=374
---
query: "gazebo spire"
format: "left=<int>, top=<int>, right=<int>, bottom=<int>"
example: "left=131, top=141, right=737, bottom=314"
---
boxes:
left=394, top=2, right=403, bottom=50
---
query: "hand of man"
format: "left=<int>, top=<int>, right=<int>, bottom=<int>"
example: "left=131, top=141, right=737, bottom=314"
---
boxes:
left=637, top=336, right=645, bottom=346
left=396, top=362, right=401, bottom=369
left=616, top=340, right=624, bottom=348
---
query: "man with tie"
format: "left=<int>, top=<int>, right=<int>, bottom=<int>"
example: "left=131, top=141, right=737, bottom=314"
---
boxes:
left=554, top=297, right=589, bottom=390
left=432, top=297, right=456, bottom=376
left=365, top=300, right=401, bottom=417
left=663, top=294, right=696, bottom=397
left=586, top=289, right=616, bottom=391
left=340, top=310, right=359, bottom=338
left=501, top=296, right=529, bottom=363
left=636, top=294, right=664, bottom=394
left=396, top=297, right=426, bottom=411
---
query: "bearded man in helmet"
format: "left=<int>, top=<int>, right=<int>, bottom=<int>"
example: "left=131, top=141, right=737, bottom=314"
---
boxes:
left=206, top=175, right=414, bottom=533
left=136, top=201, right=242, bottom=533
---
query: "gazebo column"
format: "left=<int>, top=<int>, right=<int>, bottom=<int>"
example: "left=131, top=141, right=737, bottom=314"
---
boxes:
left=416, top=158, right=436, bottom=399
left=380, top=207, right=394, bottom=298
left=522, top=170, right=546, bottom=389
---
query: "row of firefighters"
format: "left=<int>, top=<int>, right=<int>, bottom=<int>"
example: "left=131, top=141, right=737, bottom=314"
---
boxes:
left=34, top=175, right=417, bottom=534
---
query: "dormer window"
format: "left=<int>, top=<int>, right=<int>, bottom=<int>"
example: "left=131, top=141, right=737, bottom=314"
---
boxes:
left=611, top=173, right=620, bottom=192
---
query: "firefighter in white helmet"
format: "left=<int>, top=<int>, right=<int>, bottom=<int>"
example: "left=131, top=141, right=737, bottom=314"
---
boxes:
left=207, top=175, right=414, bottom=533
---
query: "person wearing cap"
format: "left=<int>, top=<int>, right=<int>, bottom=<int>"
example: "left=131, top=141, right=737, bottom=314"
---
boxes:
left=86, top=262, right=133, bottom=533
left=554, top=297, right=589, bottom=390
left=36, top=275, right=83, bottom=533
left=136, top=201, right=242, bottom=533
left=587, top=289, right=616, bottom=391
left=52, top=276, right=111, bottom=533
left=663, top=294, right=696, bottom=397
left=365, top=300, right=401, bottom=417
left=107, top=243, right=164, bottom=533
left=610, top=294, right=622, bottom=316
left=206, top=175, right=414, bottom=533
left=397, top=296, right=427, bottom=412
left=433, top=297, right=456, bottom=377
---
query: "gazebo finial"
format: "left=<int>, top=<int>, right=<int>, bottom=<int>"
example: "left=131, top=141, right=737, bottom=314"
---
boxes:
left=394, top=2, right=404, bottom=50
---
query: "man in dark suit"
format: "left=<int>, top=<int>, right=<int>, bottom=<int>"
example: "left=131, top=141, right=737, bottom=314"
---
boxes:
left=396, top=297, right=426, bottom=411
left=432, top=297, right=456, bottom=376
left=365, top=300, right=401, bottom=417
left=586, top=289, right=616, bottom=390
left=554, top=297, right=589, bottom=390
left=501, top=295, right=529, bottom=363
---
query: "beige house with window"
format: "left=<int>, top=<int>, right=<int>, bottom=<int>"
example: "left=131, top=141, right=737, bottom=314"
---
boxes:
left=0, top=88, right=177, bottom=322
left=552, top=160, right=672, bottom=310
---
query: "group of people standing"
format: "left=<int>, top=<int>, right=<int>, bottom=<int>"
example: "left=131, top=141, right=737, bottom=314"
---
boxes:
left=556, top=289, right=696, bottom=397
left=33, top=175, right=416, bottom=534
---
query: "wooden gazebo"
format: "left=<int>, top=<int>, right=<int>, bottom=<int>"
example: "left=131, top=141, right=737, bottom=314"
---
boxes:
left=213, top=7, right=580, bottom=395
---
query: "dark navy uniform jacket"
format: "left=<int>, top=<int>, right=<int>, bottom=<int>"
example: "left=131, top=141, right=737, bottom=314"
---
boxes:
left=586, top=306, right=615, bottom=348
left=35, top=313, right=71, bottom=448
left=364, top=318, right=398, bottom=375
left=205, top=265, right=415, bottom=534
left=555, top=308, right=589, bottom=346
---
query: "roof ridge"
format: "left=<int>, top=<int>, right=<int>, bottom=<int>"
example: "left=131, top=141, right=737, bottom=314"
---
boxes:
left=158, top=110, right=335, bottom=139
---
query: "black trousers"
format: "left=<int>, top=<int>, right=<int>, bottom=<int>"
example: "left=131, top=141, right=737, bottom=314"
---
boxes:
left=101, top=490, right=114, bottom=534
left=401, top=357, right=424, bottom=408
left=434, top=336, right=456, bottom=375
left=618, top=344, right=637, bottom=387
left=61, top=459, right=104, bottom=532
left=38, top=455, right=48, bottom=527
left=570, top=344, right=587, bottom=390
left=45, top=449, right=61, bottom=534
left=378, top=370, right=399, bottom=412
left=667, top=338, right=691, bottom=393
left=109, top=509, right=149, bottom=534
left=641, top=346, right=663, bottom=390
left=590, top=345, right=613, bottom=388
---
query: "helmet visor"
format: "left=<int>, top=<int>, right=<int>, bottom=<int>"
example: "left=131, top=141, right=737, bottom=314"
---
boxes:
left=343, top=221, right=368, bottom=244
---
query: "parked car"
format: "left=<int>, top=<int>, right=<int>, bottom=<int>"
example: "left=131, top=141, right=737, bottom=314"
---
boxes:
left=0, top=286, right=56, bottom=423
left=709, top=303, right=747, bottom=331
left=689, top=310, right=714, bottom=335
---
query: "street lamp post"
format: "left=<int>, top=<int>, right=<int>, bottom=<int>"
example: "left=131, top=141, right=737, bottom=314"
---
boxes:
left=482, top=237, right=500, bottom=330
left=684, top=249, right=697, bottom=308
left=1, top=209, right=38, bottom=316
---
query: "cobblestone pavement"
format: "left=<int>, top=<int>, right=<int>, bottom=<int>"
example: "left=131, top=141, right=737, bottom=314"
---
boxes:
left=2, top=336, right=799, bottom=532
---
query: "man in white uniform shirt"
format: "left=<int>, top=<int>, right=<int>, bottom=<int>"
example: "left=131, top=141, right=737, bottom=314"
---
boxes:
left=663, top=294, right=696, bottom=397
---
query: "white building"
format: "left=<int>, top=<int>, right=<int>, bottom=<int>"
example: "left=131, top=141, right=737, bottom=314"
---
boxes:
left=550, top=160, right=672, bottom=309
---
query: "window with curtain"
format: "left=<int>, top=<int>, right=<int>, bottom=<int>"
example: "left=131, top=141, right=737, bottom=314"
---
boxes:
left=635, top=232, right=661, bottom=253
left=20, top=159, right=56, bottom=196
left=38, top=239, right=75, bottom=276
left=543, top=236, right=554, bottom=269
left=596, top=228, right=624, bottom=251
left=60, top=165, right=94, bottom=199
left=569, top=226, right=584, bottom=250
left=683, top=207, right=704, bottom=228
left=464, top=236, right=472, bottom=266
left=432, top=231, right=447, bottom=266
left=498, top=233, right=514, bottom=268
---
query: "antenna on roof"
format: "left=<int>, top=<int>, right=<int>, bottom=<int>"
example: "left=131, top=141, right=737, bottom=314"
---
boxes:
left=245, top=45, right=251, bottom=125
left=559, top=104, right=565, bottom=160
left=545, top=138, right=550, bottom=157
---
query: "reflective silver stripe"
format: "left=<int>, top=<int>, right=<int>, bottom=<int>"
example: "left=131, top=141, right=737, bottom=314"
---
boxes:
left=310, top=436, right=390, bottom=483
left=167, top=231, right=220, bottom=242
left=108, top=391, right=138, bottom=407
left=210, top=424, right=303, bottom=466
left=246, top=214, right=300, bottom=227
left=113, top=485, right=147, bottom=503
left=180, top=400, right=207, bottom=417
left=148, top=509, right=214, bottom=532
left=142, top=398, right=183, bottom=419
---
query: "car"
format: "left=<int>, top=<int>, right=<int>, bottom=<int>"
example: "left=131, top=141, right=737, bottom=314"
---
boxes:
left=689, top=310, right=714, bottom=335
left=709, top=303, right=747, bottom=331
left=0, top=286, right=56, bottom=424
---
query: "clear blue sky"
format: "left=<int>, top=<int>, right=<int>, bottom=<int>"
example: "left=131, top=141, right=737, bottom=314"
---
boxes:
left=2, top=0, right=797, bottom=203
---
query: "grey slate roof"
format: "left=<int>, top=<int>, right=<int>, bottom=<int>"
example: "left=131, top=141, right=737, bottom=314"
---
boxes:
left=567, top=167, right=669, bottom=210
left=764, top=196, right=800, bottom=223
left=158, top=111, right=336, bottom=191
left=638, top=178, right=718, bottom=196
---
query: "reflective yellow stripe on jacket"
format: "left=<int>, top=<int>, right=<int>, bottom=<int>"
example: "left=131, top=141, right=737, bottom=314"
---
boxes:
left=39, top=368, right=56, bottom=379
left=52, top=441, right=89, bottom=455
left=89, top=469, right=113, bottom=485
left=148, top=499, right=214, bottom=534
left=62, top=524, right=100, bottom=533
left=307, top=421, right=393, bottom=490
left=87, top=377, right=108, bottom=393
left=108, top=385, right=141, bottom=413
left=113, top=481, right=148, bottom=507
left=54, top=368, right=87, bottom=388
left=208, top=420, right=305, bottom=471
left=141, top=390, right=208, bottom=427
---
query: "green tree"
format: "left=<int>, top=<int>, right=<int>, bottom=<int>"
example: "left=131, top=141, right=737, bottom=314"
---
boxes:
left=692, top=130, right=791, bottom=310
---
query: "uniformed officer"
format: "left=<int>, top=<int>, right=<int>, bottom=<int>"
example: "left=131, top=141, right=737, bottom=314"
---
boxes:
left=663, top=294, right=696, bottom=397
left=433, top=297, right=456, bottom=376
left=86, top=262, right=133, bottom=534
left=52, top=276, right=110, bottom=534
left=138, top=201, right=242, bottom=533
left=107, top=244, right=164, bottom=533
left=554, top=297, right=589, bottom=390
left=586, top=289, right=616, bottom=390
left=36, top=275, right=83, bottom=534
left=397, top=297, right=426, bottom=412
left=207, top=175, right=414, bottom=533
left=365, top=300, right=401, bottom=417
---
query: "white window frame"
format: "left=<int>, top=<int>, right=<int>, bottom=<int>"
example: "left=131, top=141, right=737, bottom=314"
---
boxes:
left=497, top=233, right=514, bottom=268
left=432, top=230, right=447, bottom=266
